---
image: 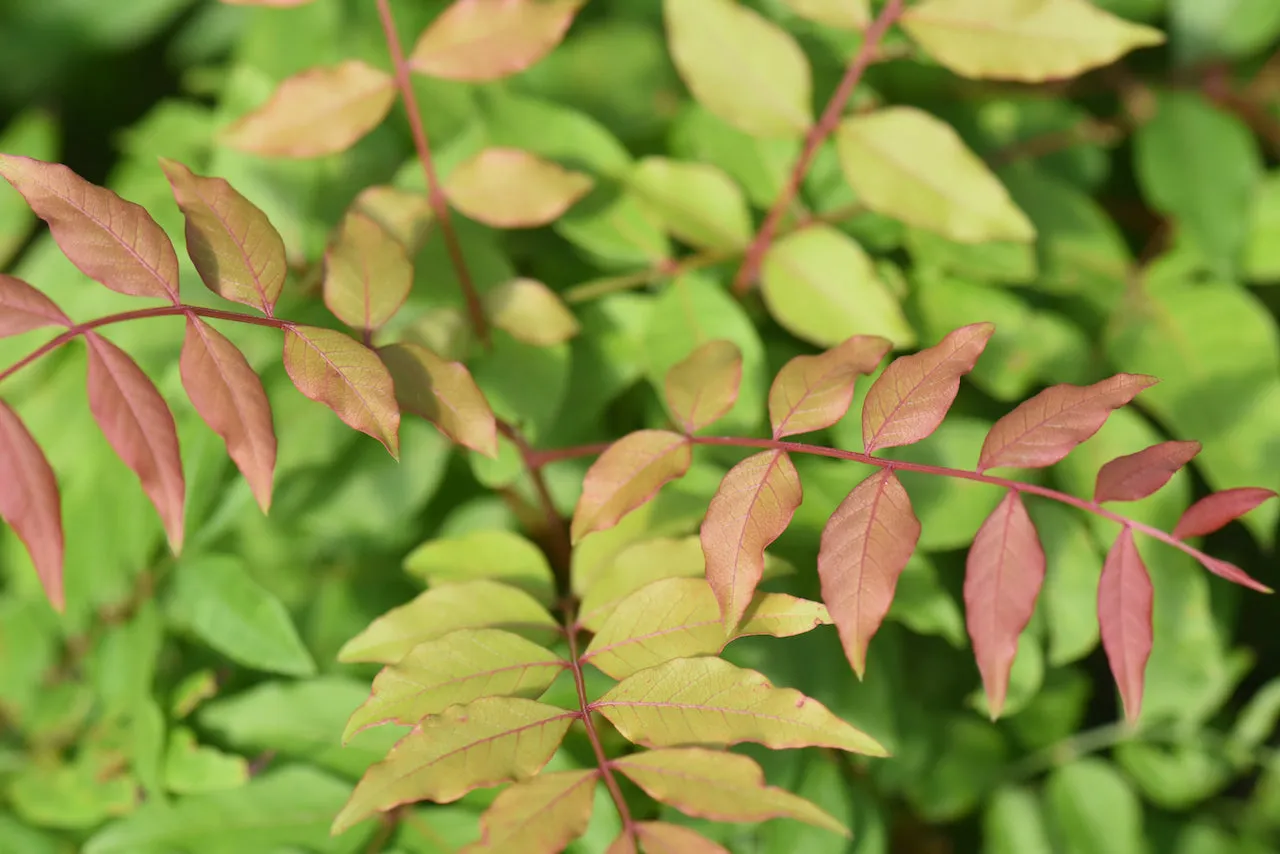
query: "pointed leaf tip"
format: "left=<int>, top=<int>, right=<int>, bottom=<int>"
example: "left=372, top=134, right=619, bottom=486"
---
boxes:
left=0, top=274, right=71, bottom=338
left=1093, top=440, right=1200, bottom=504
left=1173, top=487, right=1278, bottom=540
left=571, top=430, right=692, bottom=543
left=445, top=148, right=593, bottom=229
left=769, top=335, right=891, bottom=439
left=1097, top=528, right=1152, bottom=724
left=664, top=339, right=743, bottom=434
left=0, top=400, right=65, bottom=610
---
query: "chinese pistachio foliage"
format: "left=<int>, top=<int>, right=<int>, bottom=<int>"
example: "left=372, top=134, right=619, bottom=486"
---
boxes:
left=1, top=0, right=1279, bottom=852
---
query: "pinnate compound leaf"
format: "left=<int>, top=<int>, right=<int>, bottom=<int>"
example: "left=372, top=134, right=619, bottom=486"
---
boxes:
left=593, top=656, right=886, bottom=755
left=1094, top=441, right=1201, bottom=504
left=180, top=318, right=276, bottom=512
left=636, top=822, right=729, bottom=854
left=782, top=0, right=869, bottom=29
left=405, top=530, right=555, bottom=604
left=964, top=492, right=1045, bottom=719
left=85, top=333, right=185, bottom=552
left=818, top=469, right=921, bottom=678
left=862, top=322, right=995, bottom=453
left=664, top=340, right=743, bottom=434
left=485, top=278, right=580, bottom=347
left=835, top=108, right=1035, bottom=244
left=900, top=0, right=1164, bottom=83
left=664, top=0, right=812, bottom=137
left=445, top=148, right=593, bottom=229
left=0, top=155, right=180, bottom=302
left=159, top=158, right=286, bottom=315
left=222, top=60, right=395, bottom=158
left=409, top=0, right=581, bottom=81
left=977, top=374, right=1158, bottom=472
left=571, top=430, right=693, bottom=543
left=461, top=769, right=598, bottom=854
left=0, top=400, right=64, bottom=610
left=769, top=335, right=892, bottom=439
left=630, top=158, right=752, bottom=252
left=283, top=325, right=399, bottom=456
left=612, top=748, right=847, bottom=835
left=1097, top=528, right=1152, bottom=724
left=339, top=580, right=559, bottom=664
left=379, top=341, right=497, bottom=458
left=343, top=628, right=566, bottom=742
left=702, top=450, right=802, bottom=629
left=0, top=274, right=70, bottom=337
left=324, top=211, right=412, bottom=333
left=332, top=698, right=576, bottom=834
left=1173, top=487, right=1278, bottom=540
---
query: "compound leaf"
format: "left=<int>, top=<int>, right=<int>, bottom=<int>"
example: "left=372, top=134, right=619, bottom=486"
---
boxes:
left=379, top=341, right=497, bottom=458
left=404, top=529, right=555, bottom=604
left=461, top=769, right=598, bottom=854
left=1173, top=487, right=1278, bottom=540
left=664, top=340, right=743, bottom=434
left=1094, top=441, right=1201, bottom=504
left=324, top=211, right=412, bottom=333
left=485, top=278, right=580, bottom=347
left=769, top=335, right=891, bottom=439
left=1097, top=528, right=1152, bottom=724
left=0, top=400, right=64, bottom=609
left=630, top=158, right=752, bottom=252
left=445, top=148, right=593, bottom=228
left=0, top=274, right=70, bottom=337
left=409, top=0, right=581, bottom=81
left=571, top=430, right=693, bottom=543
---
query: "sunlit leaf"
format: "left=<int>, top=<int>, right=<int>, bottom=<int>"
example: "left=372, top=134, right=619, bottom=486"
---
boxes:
left=702, top=450, right=802, bottom=629
left=663, top=340, right=743, bottom=434
left=485, top=278, right=580, bottom=347
left=1173, top=487, right=1278, bottom=540
left=862, top=322, right=994, bottom=453
left=818, top=469, right=920, bottom=678
left=0, top=400, right=64, bottom=610
left=222, top=60, right=396, bottom=158
left=636, top=822, right=729, bottom=853
left=180, top=317, right=276, bottom=512
left=768, top=335, right=891, bottom=439
left=343, top=628, right=566, bottom=741
left=571, top=430, right=693, bottom=543
left=445, top=148, right=593, bottom=229
left=1094, top=441, right=1201, bottom=504
left=964, top=491, right=1045, bottom=719
left=379, top=341, right=497, bottom=458
left=782, top=0, right=868, bottom=29
left=0, top=274, right=70, bottom=337
left=664, top=0, right=813, bottom=137
left=0, top=155, right=180, bottom=302
left=348, top=185, right=433, bottom=252
left=338, top=579, right=560, bottom=664
left=331, top=697, right=576, bottom=834
left=85, top=333, right=185, bottom=552
left=461, top=769, right=598, bottom=854
left=159, top=158, right=287, bottom=315
left=409, top=0, right=582, bottom=81
left=324, top=211, right=412, bottom=333
left=404, top=529, right=555, bottom=604
left=282, top=325, right=400, bottom=456
left=835, top=108, right=1035, bottom=243
left=977, top=374, right=1158, bottom=472
left=630, top=158, right=752, bottom=252
left=577, top=537, right=707, bottom=631
left=1097, top=528, right=1152, bottom=724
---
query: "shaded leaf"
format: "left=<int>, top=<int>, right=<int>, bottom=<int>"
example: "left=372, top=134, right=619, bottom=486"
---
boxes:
left=163, top=728, right=249, bottom=795
left=0, top=155, right=180, bottom=302
left=283, top=325, right=399, bottom=456
left=702, top=450, right=802, bottom=629
left=446, top=148, right=593, bottom=228
left=1094, top=441, right=1201, bottom=504
left=571, top=430, right=693, bottom=543
left=769, top=335, right=891, bottom=439
left=1043, top=759, right=1145, bottom=854
left=405, top=530, right=555, bottom=604
left=331, top=698, right=576, bottom=833
left=977, top=374, right=1158, bottom=472
left=1097, top=528, right=1153, bottom=724
left=222, top=60, right=396, bottom=158
left=664, top=340, right=743, bottom=434
left=636, top=822, right=729, bottom=854
left=0, top=400, right=64, bottom=610
left=782, top=0, right=868, bottom=29
left=85, top=332, right=185, bottom=552
left=818, top=469, right=921, bottom=678
left=338, top=579, right=559, bottom=664
left=324, top=211, right=412, bottom=332
left=160, top=158, right=287, bottom=315
left=180, top=317, right=276, bottom=512
left=862, top=322, right=994, bottom=453
left=593, top=657, right=886, bottom=754
left=1173, top=487, right=1278, bottom=540
left=630, top=158, right=752, bottom=252
left=485, top=278, right=580, bottom=347
left=348, top=185, right=433, bottom=252
left=612, top=748, right=846, bottom=834
left=964, top=491, right=1045, bottom=719
left=379, top=341, right=497, bottom=458
left=0, top=274, right=70, bottom=337
left=409, top=0, right=581, bottom=81
left=462, top=769, right=598, bottom=854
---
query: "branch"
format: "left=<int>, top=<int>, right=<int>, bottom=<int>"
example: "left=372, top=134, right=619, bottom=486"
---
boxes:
left=500, top=420, right=573, bottom=589
left=375, top=0, right=490, bottom=347
left=729, top=0, right=906, bottom=298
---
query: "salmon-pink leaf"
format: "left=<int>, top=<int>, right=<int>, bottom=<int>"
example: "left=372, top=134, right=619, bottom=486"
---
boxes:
left=635, top=822, right=729, bottom=854
left=409, top=0, right=582, bottom=81
left=1197, top=555, right=1271, bottom=594
left=977, top=374, right=1158, bottom=472
left=1093, top=440, right=1200, bottom=503
left=862, top=322, right=994, bottom=453
left=703, top=450, right=802, bottom=629
left=180, top=318, right=277, bottom=512
left=282, top=325, right=399, bottom=457
left=445, top=148, right=593, bottom=229
left=571, top=430, right=692, bottom=543
left=85, top=333, right=185, bottom=552
left=159, top=158, right=287, bottom=315
left=964, top=491, right=1045, bottom=719
left=0, top=400, right=64, bottom=610
left=0, top=274, right=71, bottom=337
left=324, top=211, right=412, bottom=332
left=222, top=60, right=396, bottom=158
left=1173, top=487, right=1278, bottom=540
left=485, top=278, right=580, bottom=347
left=818, top=469, right=920, bottom=678
left=769, top=335, right=891, bottom=439
left=663, top=340, right=743, bottom=434
left=461, top=769, right=598, bottom=854
left=379, top=342, right=497, bottom=458
left=606, top=833, right=638, bottom=854
left=0, top=155, right=179, bottom=303
left=1097, top=528, right=1152, bottom=724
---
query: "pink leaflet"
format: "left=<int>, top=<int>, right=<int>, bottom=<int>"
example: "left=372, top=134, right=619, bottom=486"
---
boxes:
left=0, top=400, right=65, bottom=610
left=664, top=340, right=743, bottom=434
left=768, top=335, right=891, bottom=439
left=1097, top=528, right=1152, bottom=724
left=0, top=274, right=71, bottom=338
left=1093, top=440, right=1200, bottom=503
left=570, top=430, right=692, bottom=543
left=1173, top=487, right=1278, bottom=540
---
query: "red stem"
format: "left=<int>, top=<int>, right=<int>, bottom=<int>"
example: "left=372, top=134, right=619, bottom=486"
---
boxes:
left=729, top=0, right=906, bottom=298
left=374, top=0, right=490, bottom=347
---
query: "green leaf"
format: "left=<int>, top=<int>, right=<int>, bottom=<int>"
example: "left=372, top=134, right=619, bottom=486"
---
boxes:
left=1114, top=740, right=1232, bottom=809
left=983, top=787, right=1053, bottom=854
left=1044, top=759, right=1146, bottom=854
left=463, top=770, right=598, bottom=854
left=1244, top=171, right=1280, bottom=284
left=445, top=148, right=593, bottom=228
left=1230, top=677, right=1280, bottom=755
left=556, top=190, right=671, bottom=267
left=836, top=107, right=1035, bottom=243
left=760, top=225, right=915, bottom=349
left=0, top=111, right=58, bottom=268
left=482, top=91, right=632, bottom=178
left=379, top=341, right=499, bottom=458
left=664, top=0, right=813, bottom=137
left=333, top=698, right=577, bottom=834
left=404, top=530, right=556, bottom=604
left=629, top=157, right=752, bottom=251
left=471, top=331, right=570, bottom=441
left=1169, top=0, right=1280, bottom=63
left=485, top=278, right=580, bottom=347
left=163, top=728, right=249, bottom=795
left=669, top=104, right=800, bottom=208
left=339, top=580, right=560, bottom=665
left=905, top=228, right=1037, bottom=285
left=9, top=757, right=137, bottom=830
left=1030, top=502, right=1104, bottom=666
left=165, top=554, right=316, bottom=677
left=570, top=430, right=693, bottom=543
left=885, top=553, right=966, bottom=648
left=0, top=815, right=62, bottom=854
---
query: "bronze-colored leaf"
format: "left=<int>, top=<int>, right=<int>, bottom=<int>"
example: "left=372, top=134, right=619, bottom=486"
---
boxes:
left=1097, top=527, right=1152, bottom=724
left=1093, top=440, right=1200, bottom=503
left=571, top=430, right=693, bottom=543
left=768, top=335, right=890, bottom=439
left=378, top=341, right=496, bottom=457
left=0, top=400, right=64, bottom=610
left=636, top=822, right=729, bottom=853
left=445, top=148, right=593, bottom=229
left=461, top=769, right=598, bottom=854
left=0, top=274, right=70, bottom=338
left=324, top=212, right=412, bottom=333
left=409, top=0, right=582, bottom=81
left=663, top=340, right=743, bottom=434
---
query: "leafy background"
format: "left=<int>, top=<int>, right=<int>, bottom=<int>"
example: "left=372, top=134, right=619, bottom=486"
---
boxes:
left=0, top=0, right=1279, bottom=852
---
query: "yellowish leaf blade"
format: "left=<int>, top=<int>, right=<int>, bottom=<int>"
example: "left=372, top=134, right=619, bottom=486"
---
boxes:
left=571, top=430, right=693, bottom=543
left=445, top=148, right=593, bottom=229
left=461, top=769, right=599, bottom=854
left=782, top=0, right=869, bottom=29
left=663, top=340, right=743, bottom=434
left=324, top=211, right=412, bottom=333
left=405, top=529, right=556, bottom=604
left=378, top=342, right=497, bottom=458
left=485, top=278, right=580, bottom=347
left=768, top=335, right=892, bottom=439
left=636, top=821, right=732, bottom=853
left=630, top=158, right=752, bottom=252
left=607, top=832, right=639, bottom=854
left=409, top=0, right=582, bottom=81
left=577, top=537, right=707, bottom=631
left=348, top=185, right=434, bottom=253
